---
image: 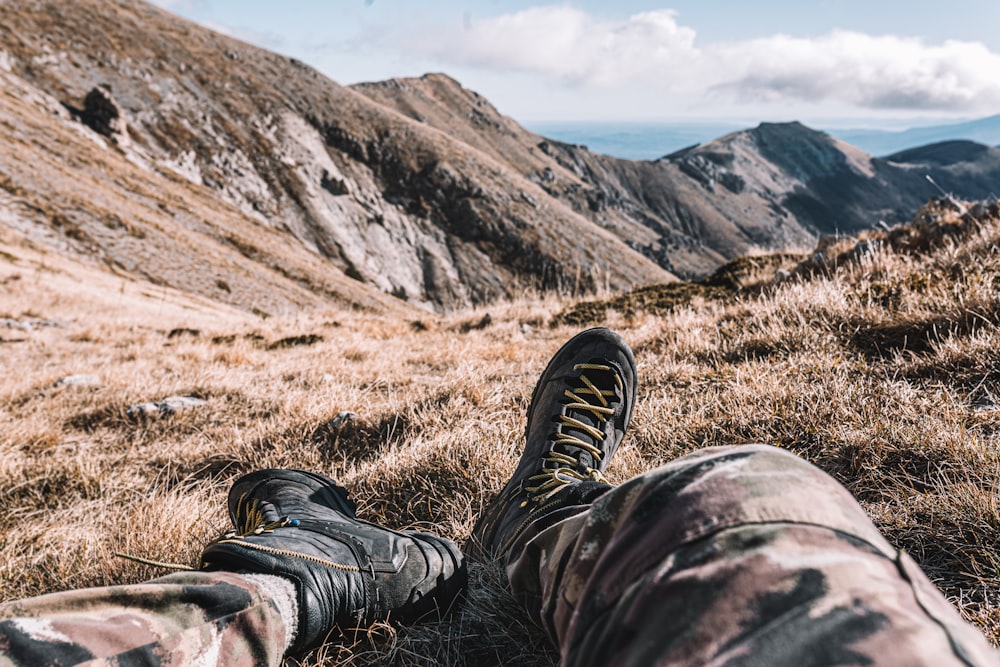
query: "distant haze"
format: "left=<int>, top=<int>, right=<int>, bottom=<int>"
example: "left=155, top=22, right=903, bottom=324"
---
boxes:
left=523, top=121, right=743, bottom=161
left=527, top=115, right=1000, bottom=160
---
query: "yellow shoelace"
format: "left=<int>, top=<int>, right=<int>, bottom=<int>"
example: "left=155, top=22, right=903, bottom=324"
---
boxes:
left=115, top=499, right=300, bottom=571
left=522, top=363, right=623, bottom=505
left=228, top=496, right=298, bottom=538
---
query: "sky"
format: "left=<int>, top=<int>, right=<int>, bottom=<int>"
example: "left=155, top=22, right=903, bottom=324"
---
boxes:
left=148, top=1, right=1000, bottom=128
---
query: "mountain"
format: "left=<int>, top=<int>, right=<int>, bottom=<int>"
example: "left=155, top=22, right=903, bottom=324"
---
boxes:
left=0, top=0, right=670, bottom=313
left=2, top=0, right=1000, bottom=315
left=352, top=80, right=1000, bottom=277
left=831, top=115, right=1000, bottom=157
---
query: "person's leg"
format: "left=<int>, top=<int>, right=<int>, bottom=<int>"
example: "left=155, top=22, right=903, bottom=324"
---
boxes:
left=472, top=328, right=998, bottom=666
left=0, top=571, right=289, bottom=667
left=507, top=444, right=999, bottom=666
left=2, top=468, right=466, bottom=667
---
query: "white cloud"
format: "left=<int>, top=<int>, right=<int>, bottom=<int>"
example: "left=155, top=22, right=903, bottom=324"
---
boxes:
left=404, top=6, right=1000, bottom=113
left=409, top=7, right=704, bottom=89
left=714, top=32, right=1000, bottom=110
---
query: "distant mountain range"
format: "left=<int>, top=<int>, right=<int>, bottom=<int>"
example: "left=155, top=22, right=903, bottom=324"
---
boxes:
left=522, top=122, right=743, bottom=161
left=527, top=116, right=1000, bottom=161
left=831, top=115, right=1000, bottom=157
left=1, top=0, right=999, bottom=314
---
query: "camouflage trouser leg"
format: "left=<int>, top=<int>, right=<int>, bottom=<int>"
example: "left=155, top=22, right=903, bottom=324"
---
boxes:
left=507, top=444, right=1000, bottom=666
left=0, top=571, right=286, bottom=667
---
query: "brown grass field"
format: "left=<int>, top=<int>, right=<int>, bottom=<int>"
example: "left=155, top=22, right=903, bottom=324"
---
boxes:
left=2, top=199, right=1000, bottom=665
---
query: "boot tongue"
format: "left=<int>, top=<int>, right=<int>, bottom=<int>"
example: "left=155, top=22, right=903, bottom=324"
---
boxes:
left=554, top=366, right=618, bottom=470
left=558, top=406, right=601, bottom=469
left=258, top=499, right=283, bottom=523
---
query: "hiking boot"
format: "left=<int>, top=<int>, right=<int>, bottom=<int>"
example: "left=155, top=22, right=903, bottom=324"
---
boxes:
left=470, top=327, right=637, bottom=559
left=200, top=469, right=466, bottom=654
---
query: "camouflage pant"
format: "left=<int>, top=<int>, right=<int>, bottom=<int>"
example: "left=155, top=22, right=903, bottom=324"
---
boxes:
left=507, top=444, right=1000, bottom=666
left=3, top=446, right=998, bottom=666
left=0, top=571, right=285, bottom=667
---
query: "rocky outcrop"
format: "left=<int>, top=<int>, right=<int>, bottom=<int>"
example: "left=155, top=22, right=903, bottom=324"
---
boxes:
left=81, top=84, right=129, bottom=146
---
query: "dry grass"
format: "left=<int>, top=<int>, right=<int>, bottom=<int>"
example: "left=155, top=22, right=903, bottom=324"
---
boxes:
left=3, top=200, right=1000, bottom=664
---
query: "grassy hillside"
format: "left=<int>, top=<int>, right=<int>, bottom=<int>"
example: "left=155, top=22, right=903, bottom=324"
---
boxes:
left=2, top=197, right=999, bottom=665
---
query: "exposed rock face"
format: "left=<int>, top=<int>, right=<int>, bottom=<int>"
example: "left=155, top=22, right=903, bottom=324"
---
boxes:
left=1, top=1, right=1000, bottom=314
left=0, top=0, right=670, bottom=313
left=359, top=79, right=1000, bottom=279
left=81, top=85, right=129, bottom=146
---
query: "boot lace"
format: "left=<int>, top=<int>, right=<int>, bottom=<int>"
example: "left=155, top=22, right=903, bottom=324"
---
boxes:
left=522, top=362, right=623, bottom=505
left=229, top=496, right=299, bottom=538
left=114, top=499, right=302, bottom=571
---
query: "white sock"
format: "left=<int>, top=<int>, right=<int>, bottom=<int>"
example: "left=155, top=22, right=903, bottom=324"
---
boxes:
left=242, top=573, right=299, bottom=653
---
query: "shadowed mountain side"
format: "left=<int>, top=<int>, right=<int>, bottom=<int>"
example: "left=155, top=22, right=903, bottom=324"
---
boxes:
left=355, top=78, right=1000, bottom=279
left=881, top=141, right=1000, bottom=198
left=0, top=0, right=671, bottom=312
left=354, top=74, right=735, bottom=278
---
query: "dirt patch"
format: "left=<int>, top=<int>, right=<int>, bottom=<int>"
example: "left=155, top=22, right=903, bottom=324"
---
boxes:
left=65, top=405, right=131, bottom=432
left=557, top=282, right=731, bottom=325
left=312, top=411, right=412, bottom=462
left=267, top=333, right=323, bottom=349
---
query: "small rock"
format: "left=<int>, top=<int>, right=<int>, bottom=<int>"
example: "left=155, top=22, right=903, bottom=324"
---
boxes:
left=324, top=411, right=357, bottom=430
left=848, top=238, right=879, bottom=260
left=1, top=317, right=69, bottom=331
left=972, top=392, right=1000, bottom=412
left=320, top=170, right=349, bottom=196
left=158, top=396, right=206, bottom=414
left=1, top=318, right=32, bottom=332
left=167, top=327, right=200, bottom=339
left=54, top=374, right=100, bottom=387
left=127, top=395, right=207, bottom=420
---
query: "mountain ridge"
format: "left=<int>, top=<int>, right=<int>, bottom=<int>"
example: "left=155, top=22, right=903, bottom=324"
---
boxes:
left=833, top=114, right=1000, bottom=156
left=0, top=0, right=671, bottom=312
left=3, top=0, right=1000, bottom=314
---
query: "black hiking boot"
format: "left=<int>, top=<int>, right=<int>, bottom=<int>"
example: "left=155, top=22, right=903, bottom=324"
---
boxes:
left=469, top=327, right=637, bottom=559
left=200, top=469, right=466, bottom=654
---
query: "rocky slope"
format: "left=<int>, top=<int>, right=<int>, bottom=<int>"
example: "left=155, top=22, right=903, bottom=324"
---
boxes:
left=357, top=77, right=1000, bottom=278
left=0, top=0, right=669, bottom=313
left=2, top=0, right=999, bottom=314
